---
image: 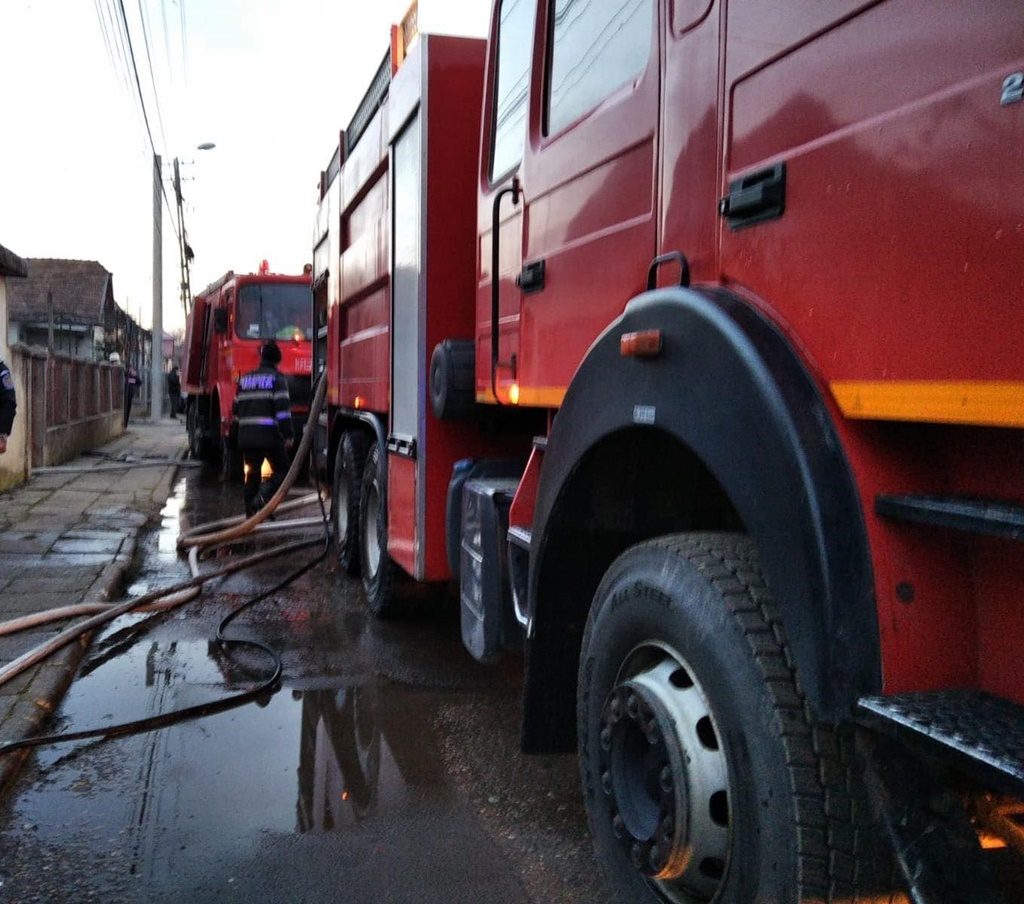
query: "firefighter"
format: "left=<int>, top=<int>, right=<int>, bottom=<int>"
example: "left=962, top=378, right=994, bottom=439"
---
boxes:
left=123, top=360, right=140, bottom=428
left=166, top=364, right=182, bottom=420
left=0, top=358, right=15, bottom=455
left=232, top=339, right=292, bottom=516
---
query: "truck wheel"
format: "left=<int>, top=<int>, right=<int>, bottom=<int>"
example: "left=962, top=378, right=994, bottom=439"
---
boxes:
left=578, top=533, right=894, bottom=903
left=186, top=401, right=202, bottom=460
left=333, top=431, right=368, bottom=575
left=359, top=442, right=400, bottom=616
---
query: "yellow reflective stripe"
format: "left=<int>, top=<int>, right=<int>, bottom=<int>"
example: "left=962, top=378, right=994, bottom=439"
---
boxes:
left=476, top=386, right=567, bottom=407
left=830, top=381, right=1024, bottom=428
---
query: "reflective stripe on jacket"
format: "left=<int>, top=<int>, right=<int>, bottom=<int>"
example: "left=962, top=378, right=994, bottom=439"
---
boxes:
left=232, top=364, right=292, bottom=449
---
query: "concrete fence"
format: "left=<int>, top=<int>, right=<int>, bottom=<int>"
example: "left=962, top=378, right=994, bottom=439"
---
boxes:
left=9, top=345, right=125, bottom=474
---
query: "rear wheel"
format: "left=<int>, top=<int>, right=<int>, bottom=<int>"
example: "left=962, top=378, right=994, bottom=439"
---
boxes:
left=578, top=532, right=899, bottom=903
left=359, top=442, right=400, bottom=617
left=187, top=397, right=219, bottom=462
left=333, top=431, right=368, bottom=575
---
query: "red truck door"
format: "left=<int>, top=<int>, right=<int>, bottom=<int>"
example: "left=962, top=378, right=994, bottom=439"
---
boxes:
left=477, top=0, right=536, bottom=404
left=515, top=0, right=660, bottom=403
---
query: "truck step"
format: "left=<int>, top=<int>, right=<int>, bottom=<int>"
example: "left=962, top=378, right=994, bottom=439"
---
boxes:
left=856, top=690, right=1024, bottom=796
left=875, top=494, right=1024, bottom=541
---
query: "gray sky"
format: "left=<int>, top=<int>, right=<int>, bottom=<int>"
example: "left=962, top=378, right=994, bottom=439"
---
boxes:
left=0, top=0, right=489, bottom=334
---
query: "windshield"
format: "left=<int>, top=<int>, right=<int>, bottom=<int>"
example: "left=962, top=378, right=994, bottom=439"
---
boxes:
left=236, top=283, right=312, bottom=341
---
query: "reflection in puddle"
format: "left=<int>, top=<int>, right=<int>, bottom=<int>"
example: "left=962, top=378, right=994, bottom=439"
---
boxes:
left=296, top=681, right=447, bottom=833
left=156, top=477, right=186, bottom=559
left=56, top=628, right=446, bottom=840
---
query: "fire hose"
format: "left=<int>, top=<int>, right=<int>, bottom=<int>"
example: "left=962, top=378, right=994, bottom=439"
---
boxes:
left=0, top=375, right=331, bottom=755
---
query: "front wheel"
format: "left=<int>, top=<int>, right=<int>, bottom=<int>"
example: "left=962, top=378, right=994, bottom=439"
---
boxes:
left=578, top=533, right=896, bottom=903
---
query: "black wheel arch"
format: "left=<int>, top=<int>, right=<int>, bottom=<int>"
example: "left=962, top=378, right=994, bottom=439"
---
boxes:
left=522, top=286, right=879, bottom=752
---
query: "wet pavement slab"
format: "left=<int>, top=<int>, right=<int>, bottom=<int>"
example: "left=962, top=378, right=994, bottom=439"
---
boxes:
left=0, top=466, right=614, bottom=903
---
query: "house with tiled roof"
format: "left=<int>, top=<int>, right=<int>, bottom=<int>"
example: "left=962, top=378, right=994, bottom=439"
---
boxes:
left=6, top=258, right=144, bottom=361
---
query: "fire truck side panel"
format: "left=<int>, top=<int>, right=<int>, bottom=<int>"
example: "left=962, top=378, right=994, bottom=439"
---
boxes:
left=420, top=37, right=511, bottom=580
left=182, top=296, right=209, bottom=388
left=723, top=0, right=1024, bottom=385
left=386, top=35, right=519, bottom=582
left=388, top=47, right=423, bottom=578
left=338, top=106, right=391, bottom=414
left=717, top=1, right=1024, bottom=703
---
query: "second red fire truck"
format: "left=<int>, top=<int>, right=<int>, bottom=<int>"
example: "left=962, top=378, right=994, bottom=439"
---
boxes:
left=314, top=3, right=1024, bottom=901
left=183, top=263, right=313, bottom=471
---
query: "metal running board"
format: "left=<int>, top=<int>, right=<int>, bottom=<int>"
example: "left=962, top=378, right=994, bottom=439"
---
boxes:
left=856, top=690, right=1024, bottom=796
left=875, top=495, right=1024, bottom=541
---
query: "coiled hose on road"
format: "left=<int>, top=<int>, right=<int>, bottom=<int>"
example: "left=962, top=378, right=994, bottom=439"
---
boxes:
left=0, top=375, right=331, bottom=755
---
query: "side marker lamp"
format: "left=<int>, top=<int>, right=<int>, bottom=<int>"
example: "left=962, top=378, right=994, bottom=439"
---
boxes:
left=509, top=383, right=520, bottom=405
left=620, top=329, right=663, bottom=358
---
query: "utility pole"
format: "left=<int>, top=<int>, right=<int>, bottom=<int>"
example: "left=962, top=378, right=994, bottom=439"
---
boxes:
left=172, top=157, right=193, bottom=318
left=152, top=153, right=163, bottom=420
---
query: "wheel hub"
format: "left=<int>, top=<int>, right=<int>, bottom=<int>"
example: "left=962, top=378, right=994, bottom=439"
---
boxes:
left=335, top=473, right=349, bottom=540
left=364, top=483, right=381, bottom=576
left=599, top=653, right=730, bottom=900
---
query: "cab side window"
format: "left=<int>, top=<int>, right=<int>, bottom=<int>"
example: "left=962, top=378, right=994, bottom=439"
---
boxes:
left=546, top=0, right=653, bottom=136
left=491, top=0, right=538, bottom=181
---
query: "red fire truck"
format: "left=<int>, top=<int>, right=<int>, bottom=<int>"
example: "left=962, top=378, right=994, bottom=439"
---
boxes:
left=316, top=4, right=1024, bottom=900
left=183, top=263, right=313, bottom=468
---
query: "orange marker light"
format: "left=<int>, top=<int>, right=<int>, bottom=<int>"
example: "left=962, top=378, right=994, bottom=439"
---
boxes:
left=354, top=395, right=366, bottom=410
left=620, top=329, right=663, bottom=358
left=509, top=383, right=520, bottom=405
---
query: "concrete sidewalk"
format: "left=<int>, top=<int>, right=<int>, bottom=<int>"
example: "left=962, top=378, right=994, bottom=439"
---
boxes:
left=0, top=417, right=188, bottom=792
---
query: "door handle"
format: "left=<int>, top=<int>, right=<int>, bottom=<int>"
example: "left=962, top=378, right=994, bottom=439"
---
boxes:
left=719, top=163, right=786, bottom=230
left=490, top=177, right=522, bottom=405
left=516, top=260, right=546, bottom=294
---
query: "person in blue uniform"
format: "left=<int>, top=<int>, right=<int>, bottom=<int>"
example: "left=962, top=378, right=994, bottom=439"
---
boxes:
left=232, top=340, right=292, bottom=516
left=0, top=359, right=15, bottom=455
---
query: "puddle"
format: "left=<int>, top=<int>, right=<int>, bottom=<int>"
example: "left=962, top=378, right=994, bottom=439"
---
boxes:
left=0, top=461, right=608, bottom=903
left=156, top=477, right=187, bottom=559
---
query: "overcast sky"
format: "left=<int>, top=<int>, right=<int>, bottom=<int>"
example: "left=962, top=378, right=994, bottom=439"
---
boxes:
left=0, top=0, right=489, bottom=335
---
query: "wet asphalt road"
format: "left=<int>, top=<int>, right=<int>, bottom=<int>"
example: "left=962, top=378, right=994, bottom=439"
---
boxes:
left=0, top=467, right=613, bottom=903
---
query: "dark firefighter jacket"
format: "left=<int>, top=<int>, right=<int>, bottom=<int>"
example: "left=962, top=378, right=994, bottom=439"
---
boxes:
left=232, top=364, right=292, bottom=450
left=0, top=360, right=15, bottom=435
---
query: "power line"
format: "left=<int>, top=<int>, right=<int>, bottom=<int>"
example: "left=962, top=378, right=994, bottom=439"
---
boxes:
left=137, top=0, right=169, bottom=153
left=179, top=0, right=188, bottom=88
left=113, top=0, right=181, bottom=244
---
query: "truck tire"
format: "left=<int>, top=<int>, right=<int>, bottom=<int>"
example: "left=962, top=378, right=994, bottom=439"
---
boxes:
left=359, top=442, right=401, bottom=617
left=186, top=400, right=203, bottom=460
left=333, top=430, right=368, bottom=575
left=187, top=398, right=218, bottom=462
left=578, top=533, right=902, bottom=903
